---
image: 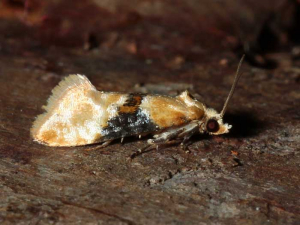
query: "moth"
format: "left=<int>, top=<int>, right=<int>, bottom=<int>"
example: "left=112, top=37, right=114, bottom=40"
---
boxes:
left=31, top=56, right=244, bottom=155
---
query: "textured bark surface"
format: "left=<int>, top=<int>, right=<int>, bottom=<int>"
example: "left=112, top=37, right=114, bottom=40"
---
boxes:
left=0, top=0, right=299, bottom=224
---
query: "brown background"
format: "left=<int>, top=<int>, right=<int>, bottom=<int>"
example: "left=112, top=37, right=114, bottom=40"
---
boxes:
left=0, top=0, right=299, bottom=224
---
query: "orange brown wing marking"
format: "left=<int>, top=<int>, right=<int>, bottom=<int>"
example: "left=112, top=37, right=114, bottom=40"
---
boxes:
left=146, top=96, right=190, bottom=128
left=119, top=94, right=144, bottom=113
left=187, top=105, right=204, bottom=120
left=176, top=91, right=205, bottom=120
left=39, top=130, right=58, bottom=143
left=39, top=122, right=68, bottom=146
left=101, top=93, right=158, bottom=140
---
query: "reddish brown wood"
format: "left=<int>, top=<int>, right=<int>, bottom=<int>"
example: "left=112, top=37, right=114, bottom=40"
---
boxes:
left=0, top=1, right=299, bottom=224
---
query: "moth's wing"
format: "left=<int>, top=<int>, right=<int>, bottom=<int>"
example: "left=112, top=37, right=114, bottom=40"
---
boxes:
left=140, top=95, right=192, bottom=129
left=99, top=94, right=159, bottom=140
left=31, top=75, right=126, bottom=146
left=98, top=94, right=191, bottom=140
left=140, top=92, right=205, bottom=129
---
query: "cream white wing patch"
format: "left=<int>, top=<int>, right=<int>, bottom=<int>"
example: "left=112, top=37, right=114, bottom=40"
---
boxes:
left=30, top=74, right=124, bottom=146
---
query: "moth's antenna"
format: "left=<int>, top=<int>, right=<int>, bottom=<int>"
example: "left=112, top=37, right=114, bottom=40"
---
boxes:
left=220, top=55, right=245, bottom=118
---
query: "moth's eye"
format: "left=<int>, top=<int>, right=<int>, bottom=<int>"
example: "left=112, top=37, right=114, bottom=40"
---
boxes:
left=206, top=119, right=219, bottom=133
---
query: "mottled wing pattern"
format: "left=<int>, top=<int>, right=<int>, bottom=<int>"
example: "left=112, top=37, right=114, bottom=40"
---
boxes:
left=100, top=93, right=203, bottom=141
left=100, top=94, right=159, bottom=141
left=31, top=75, right=127, bottom=146
left=31, top=75, right=204, bottom=146
left=140, top=95, right=192, bottom=128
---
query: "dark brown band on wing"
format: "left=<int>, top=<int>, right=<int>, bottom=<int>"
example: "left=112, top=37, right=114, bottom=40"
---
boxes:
left=119, top=93, right=145, bottom=113
left=101, top=93, right=158, bottom=140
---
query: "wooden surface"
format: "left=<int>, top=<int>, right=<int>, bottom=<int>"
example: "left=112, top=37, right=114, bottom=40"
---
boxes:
left=0, top=0, right=299, bottom=224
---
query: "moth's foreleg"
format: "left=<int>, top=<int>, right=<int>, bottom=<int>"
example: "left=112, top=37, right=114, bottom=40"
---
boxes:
left=178, top=124, right=200, bottom=150
left=130, top=127, right=186, bottom=159
left=148, top=122, right=200, bottom=145
left=130, top=143, right=152, bottom=159
left=147, top=127, right=185, bottom=145
left=130, top=122, right=200, bottom=159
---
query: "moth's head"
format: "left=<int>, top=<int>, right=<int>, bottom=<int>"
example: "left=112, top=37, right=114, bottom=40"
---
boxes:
left=201, top=108, right=231, bottom=135
left=206, top=118, right=230, bottom=135
left=201, top=55, right=245, bottom=135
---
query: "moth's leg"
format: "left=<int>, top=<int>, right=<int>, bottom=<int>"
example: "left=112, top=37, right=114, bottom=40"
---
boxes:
left=130, top=143, right=153, bottom=159
left=85, top=140, right=113, bottom=151
left=131, top=129, right=185, bottom=159
left=100, top=140, right=113, bottom=148
left=149, top=122, right=199, bottom=144
left=178, top=123, right=199, bottom=138
left=131, top=122, right=200, bottom=159
left=147, top=127, right=186, bottom=145
left=178, top=124, right=200, bottom=150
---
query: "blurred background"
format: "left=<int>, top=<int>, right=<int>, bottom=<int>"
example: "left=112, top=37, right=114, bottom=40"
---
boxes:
left=1, top=0, right=300, bottom=68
